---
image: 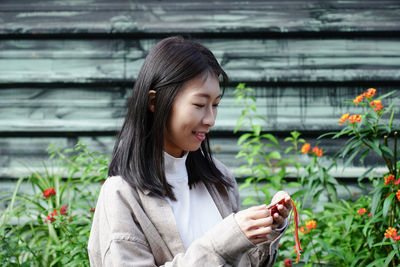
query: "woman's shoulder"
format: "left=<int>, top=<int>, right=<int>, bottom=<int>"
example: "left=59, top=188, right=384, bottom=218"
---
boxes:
left=100, top=176, right=138, bottom=199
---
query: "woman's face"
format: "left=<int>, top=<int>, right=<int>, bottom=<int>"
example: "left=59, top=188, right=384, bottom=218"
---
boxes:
left=164, top=73, right=221, bottom=157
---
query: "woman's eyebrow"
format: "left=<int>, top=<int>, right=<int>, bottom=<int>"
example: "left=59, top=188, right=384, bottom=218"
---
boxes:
left=194, top=93, right=222, bottom=100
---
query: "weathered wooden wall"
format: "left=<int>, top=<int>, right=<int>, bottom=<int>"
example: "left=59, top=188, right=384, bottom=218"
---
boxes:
left=1, top=0, right=400, bottom=193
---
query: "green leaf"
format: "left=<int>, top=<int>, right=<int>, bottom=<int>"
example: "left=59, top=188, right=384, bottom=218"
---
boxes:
left=371, top=187, right=382, bottom=215
left=286, top=182, right=301, bottom=187
left=383, top=250, right=396, bottom=267
left=380, top=144, right=393, bottom=158
left=388, top=108, right=395, bottom=131
left=260, top=133, right=279, bottom=145
left=383, top=193, right=395, bottom=217
left=344, top=147, right=362, bottom=168
left=344, top=215, right=354, bottom=233
left=268, top=151, right=281, bottom=160
left=252, top=125, right=262, bottom=136
left=366, top=258, right=385, bottom=267
left=237, top=133, right=252, bottom=145
left=376, top=90, right=397, bottom=100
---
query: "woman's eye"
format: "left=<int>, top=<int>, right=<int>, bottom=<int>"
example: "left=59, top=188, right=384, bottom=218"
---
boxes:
left=213, top=103, right=219, bottom=108
left=194, top=104, right=205, bottom=108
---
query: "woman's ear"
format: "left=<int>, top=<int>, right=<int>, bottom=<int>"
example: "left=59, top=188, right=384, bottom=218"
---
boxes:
left=148, top=90, right=156, bottom=112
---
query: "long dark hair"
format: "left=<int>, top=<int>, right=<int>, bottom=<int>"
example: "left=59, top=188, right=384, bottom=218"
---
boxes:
left=108, top=36, right=233, bottom=200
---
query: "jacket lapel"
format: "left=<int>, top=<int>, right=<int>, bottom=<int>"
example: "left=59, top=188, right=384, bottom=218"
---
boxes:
left=138, top=190, right=186, bottom=255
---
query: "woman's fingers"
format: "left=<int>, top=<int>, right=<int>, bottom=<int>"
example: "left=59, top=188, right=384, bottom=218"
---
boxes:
left=235, top=205, right=276, bottom=244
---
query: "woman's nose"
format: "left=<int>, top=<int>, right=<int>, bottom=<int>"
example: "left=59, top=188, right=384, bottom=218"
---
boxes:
left=202, top=107, right=216, bottom=127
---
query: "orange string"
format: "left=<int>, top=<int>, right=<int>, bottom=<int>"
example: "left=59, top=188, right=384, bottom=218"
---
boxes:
left=290, top=199, right=303, bottom=263
left=268, top=198, right=303, bottom=263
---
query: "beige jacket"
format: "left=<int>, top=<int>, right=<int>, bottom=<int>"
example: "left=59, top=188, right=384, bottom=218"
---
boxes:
left=88, top=160, right=285, bottom=266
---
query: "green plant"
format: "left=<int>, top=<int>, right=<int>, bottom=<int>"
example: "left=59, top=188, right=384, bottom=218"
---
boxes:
left=0, top=141, right=108, bottom=266
left=324, top=88, right=400, bottom=266
left=233, top=83, right=291, bottom=205
left=234, top=85, right=400, bottom=266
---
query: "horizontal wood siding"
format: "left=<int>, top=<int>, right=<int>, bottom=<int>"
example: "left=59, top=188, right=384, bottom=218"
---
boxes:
left=1, top=0, right=400, bottom=187
left=1, top=1, right=400, bottom=34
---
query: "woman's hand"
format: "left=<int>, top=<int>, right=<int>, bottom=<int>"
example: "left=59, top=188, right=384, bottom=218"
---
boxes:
left=270, top=191, right=292, bottom=228
left=234, top=204, right=274, bottom=244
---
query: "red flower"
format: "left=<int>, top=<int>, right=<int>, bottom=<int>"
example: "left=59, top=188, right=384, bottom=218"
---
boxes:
left=358, top=208, right=367, bottom=216
left=60, top=205, right=68, bottom=216
left=311, top=146, right=323, bottom=157
left=384, top=174, right=395, bottom=185
left=43, top=187, right=56, bottom=199
left=45, top=214, right=55, bottom=223
left=368, top=212, right=372, bottom=217
left=301, top=143, right=311, bottom=154
left=284, top=259, right=293, bottom=267
left=44, top=209, right=58, bottom=223
left=370, top=100, right=383, bottom=112
left=396, top=190, right=400, bottom=202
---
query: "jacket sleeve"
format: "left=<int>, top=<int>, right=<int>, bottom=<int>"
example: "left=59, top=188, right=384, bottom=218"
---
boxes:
left=218, top=160, right=288, bottom=266
left=88, top=177, right=256, bottom=267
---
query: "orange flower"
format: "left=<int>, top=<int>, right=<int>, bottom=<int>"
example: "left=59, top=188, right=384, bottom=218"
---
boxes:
left=370, top=100, right=383, bottom=112
left=353, top=94, right=364, bottom=104
left=349, top=114, right=362, bottom=124
left=365, top=88, right=376, bottom=98
left=339, top=113, right=350, bottom=125
left=305, top=219, right=316, bottom=230
left=43, top=187, right=56, bottom=199
left=358, top=208, right=367, bottom=215
left=301, top=143, right=311, bottom=154
left=385, top=227, right=397, bottom=239
left=384, top=174, right=395, bottom=185
left=311, top=146, right=323, bottom=157
left=299, top=226, right=306, bottom=234
left=396, top=190, right=400, bottom=202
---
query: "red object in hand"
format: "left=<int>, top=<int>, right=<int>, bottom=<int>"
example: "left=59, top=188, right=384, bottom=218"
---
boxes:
left=267, top=198, right=285, bottom=216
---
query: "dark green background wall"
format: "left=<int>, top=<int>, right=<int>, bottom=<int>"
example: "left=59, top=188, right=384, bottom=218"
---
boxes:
left=1, top=0, right=400, bottom=196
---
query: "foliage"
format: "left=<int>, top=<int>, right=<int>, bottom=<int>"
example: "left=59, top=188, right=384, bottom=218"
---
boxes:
left=233, top=83, right=293, bottom=205
left=234, top=85, right=400, bottom=266
left=0, top=142, right=108, bottom=266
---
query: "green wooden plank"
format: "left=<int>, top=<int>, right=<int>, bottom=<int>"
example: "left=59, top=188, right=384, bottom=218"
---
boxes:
left=0, top=135, right=389, bottom=179
left=1, top=38, right=400, bottom=83
left=0, top=0, right=399, bottom=35
left=1, top=86, right=398, bottom=132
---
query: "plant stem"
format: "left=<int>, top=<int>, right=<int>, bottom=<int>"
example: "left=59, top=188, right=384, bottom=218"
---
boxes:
left=394, top=132, right=398, bottom=178
left=310, top=238, right=322, bottom=266
left=384, top=136, right=394, bottom=174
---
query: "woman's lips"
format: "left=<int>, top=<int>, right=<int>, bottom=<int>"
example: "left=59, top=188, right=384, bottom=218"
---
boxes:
left=193, top=131, right=206, bottom=141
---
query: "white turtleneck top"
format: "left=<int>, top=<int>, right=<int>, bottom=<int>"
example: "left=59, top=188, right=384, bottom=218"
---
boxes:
left=163, top=151, right=223, bottom=250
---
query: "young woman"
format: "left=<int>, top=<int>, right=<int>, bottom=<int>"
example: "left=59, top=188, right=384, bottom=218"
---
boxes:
left=88, top=36, right=292, bottom=266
